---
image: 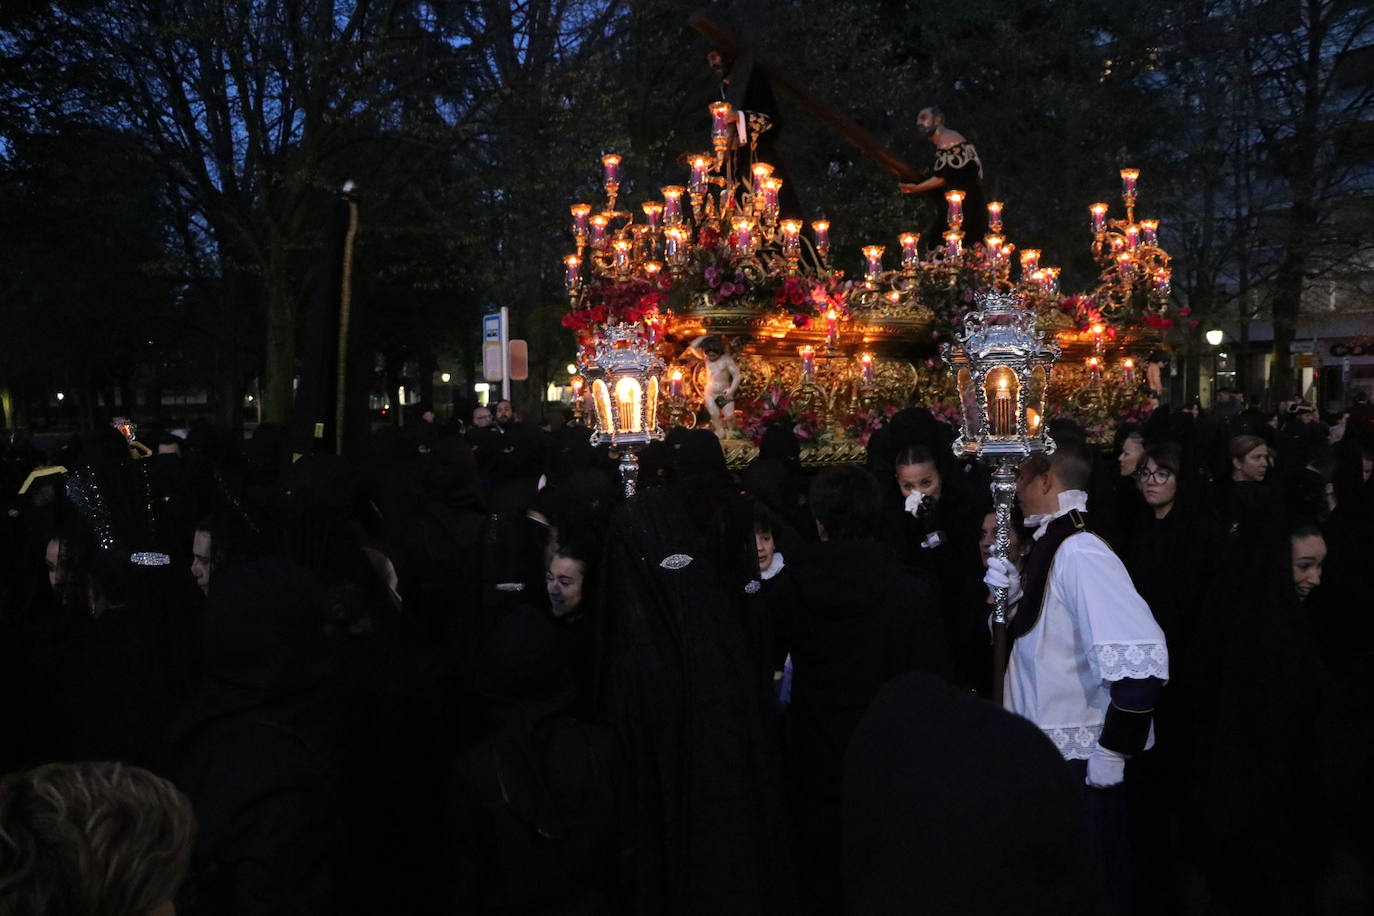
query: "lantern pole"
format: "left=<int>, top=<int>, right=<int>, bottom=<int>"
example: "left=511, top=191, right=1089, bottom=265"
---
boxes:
left=619, top=449, right=640, bottom=498
left=988, top=459, right=1019, bottom=702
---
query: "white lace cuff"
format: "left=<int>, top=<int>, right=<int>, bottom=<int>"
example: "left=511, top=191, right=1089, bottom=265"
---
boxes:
left=1089, top=641, right=1169, bottom=683
left=1044, top=724, right=1102, bottom=760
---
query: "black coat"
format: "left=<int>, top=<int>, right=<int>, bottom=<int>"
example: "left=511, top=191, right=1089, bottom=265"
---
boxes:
left=167, top=558, right=343, bottom=916
left=768, top=539, right=948, bottom=916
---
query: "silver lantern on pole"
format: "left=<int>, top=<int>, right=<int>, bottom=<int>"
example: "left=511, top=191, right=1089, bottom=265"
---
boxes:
left=942, top=290, right=1058, bottom=698
left=581, top=323, right=665, bottom=497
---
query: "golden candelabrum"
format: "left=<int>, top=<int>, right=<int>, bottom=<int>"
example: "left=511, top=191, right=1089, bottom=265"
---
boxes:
left=1088, top=168, right=1172, bottom=314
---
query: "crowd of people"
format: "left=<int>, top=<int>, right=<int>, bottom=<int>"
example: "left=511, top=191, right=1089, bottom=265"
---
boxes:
left=0, top=390, right=1370, bottom=915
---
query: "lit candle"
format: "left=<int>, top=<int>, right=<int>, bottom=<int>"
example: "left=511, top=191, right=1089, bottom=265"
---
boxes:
left=944, top=231, right=962, bottom=259
left=571, top=377, right=584, bottom=401
left=617, top=384, right=637, bottom=431
left=602, top=154, right=621, bottom=192
left=992, top=376, right=1014, bottom=436
left=1120, top=168, right=1139, bottom=201
left=984, top=234, right=1003, bottom=254
left=590, top=213, right=609, bottom=249
left=1152, top=267, right=1171, bottom=295
left=1140, top=219, right=1159, bottom=247
left=781, top=219, right=802, bottom=259
left=751, top=162, right=774, bottom=185
left=860, top=352, right=874, bottom=383
left=812, top=220, right=831, bottom=258
left=987, top=201, right=1003, bottom=232
left=1092, top=323, right=1105, bottom=348
left=669, top=368, right=683, bottom=400
left=643, top=260, right=662, bottom=280
left=732, top=217, right=754, bottom=253
left=800, top=345, right=816, bottom=378
left=945, top=190, right=965, bottom=229
left=1091, top=203, right=1108, bottom=234
left=1043, top=266, right=1060, bottom=294
left=1026, top=407, right=1041, bottom=435
left=563, top=254, right=581, bottom=290
left=1020, top=248, right=1040, bottom=277
left=1110, top=235, right=1126, bottom=254
left=613, top=238, right=632, bottom=272
left=689, top=157, right=709, bottom=194
left=1030, top=268, right=1046, bottom=293
left=1121, top=358, right=1136, bottom=384
left=662, top=186, right=685, bottom=225
left=1125, top=224, right=1140, bottom=251
left=899, top=232, right=919, bottom=269
left=642, top=201, right=663, bottom=228
left=761, top=177, right=782, bottom=216
left=1116, top=250, right=1134, bottom=278
left=664, top=227, right=687, bottom=266
left=862, top=244, right=885, bottom=281
left=825, top=308, right=838, bottom=344
left=571, top=203, right=591, bottom=240
left=709, top=101, right=734, bottom=149
left=1087, top=356, right=1102, bottom=382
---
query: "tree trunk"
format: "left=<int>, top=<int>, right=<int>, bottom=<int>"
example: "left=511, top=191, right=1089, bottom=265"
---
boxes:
left=1269, top=198, right=1316, bottom=402
left=262, top=252, right=295, bottom=423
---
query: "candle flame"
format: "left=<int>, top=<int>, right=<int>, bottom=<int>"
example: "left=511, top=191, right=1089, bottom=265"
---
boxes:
left=670, top=368, right=682, bottom=381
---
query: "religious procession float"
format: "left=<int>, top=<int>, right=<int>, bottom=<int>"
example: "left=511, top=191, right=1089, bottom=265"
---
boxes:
left=561, top=94, right=1183, bottom=475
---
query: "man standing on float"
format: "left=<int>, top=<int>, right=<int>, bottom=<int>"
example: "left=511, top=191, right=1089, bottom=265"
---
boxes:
left=983, top=438, right=1168, bottom=914
left=899, top=106, right=989, bottom=251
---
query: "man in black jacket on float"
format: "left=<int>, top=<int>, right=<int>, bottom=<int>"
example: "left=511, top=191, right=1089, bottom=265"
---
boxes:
left=765, top=465, right=949, bottom=916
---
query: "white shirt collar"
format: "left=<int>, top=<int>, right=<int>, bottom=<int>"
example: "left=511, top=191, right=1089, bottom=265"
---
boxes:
left=1026, top=489, right=1089, bottom=541
left=760, top=551, right=786, bottom=581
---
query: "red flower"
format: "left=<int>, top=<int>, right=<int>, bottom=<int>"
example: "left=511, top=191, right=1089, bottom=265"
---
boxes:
left=1177, top=306, right=1192, bottom=318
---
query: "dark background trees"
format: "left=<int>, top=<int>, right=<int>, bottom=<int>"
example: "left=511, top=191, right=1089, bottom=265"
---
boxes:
left=1, top=0, right=1370, bottom=429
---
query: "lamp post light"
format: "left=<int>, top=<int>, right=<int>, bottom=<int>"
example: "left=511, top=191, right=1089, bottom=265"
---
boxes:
left=580, top=324, right=664, bottom=497
left=943, top=290, right=1059, bottom=698
left=1205, top=328, right=1224, bottom=347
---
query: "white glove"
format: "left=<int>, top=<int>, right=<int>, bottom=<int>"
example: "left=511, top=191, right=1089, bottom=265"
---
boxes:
left=904, top=490, right=926, bottom=518
left=1085, top=745, right=1127, bottom=788
left=982, top=556, right=1023, bottom=607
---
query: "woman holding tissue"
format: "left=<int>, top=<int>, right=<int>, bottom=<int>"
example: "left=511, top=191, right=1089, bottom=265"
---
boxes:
left=885, top=447, right=982, bottom=667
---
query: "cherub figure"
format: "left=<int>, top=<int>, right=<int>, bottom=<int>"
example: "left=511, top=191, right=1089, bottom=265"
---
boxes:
left=688, top=334, right=741, bottom=438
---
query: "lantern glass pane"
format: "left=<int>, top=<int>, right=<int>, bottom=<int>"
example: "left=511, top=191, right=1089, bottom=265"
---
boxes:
left=956, top=368, right=978, bottom=438
left=984, top=367, right=1019, bottom=437
left=646, top=375, right=660, bottom=430
left=592, top=379, right=613, bottom=434
left=1027, top=366, right=1048, bottom=437
left=614, top=376, right=643, bottom=433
